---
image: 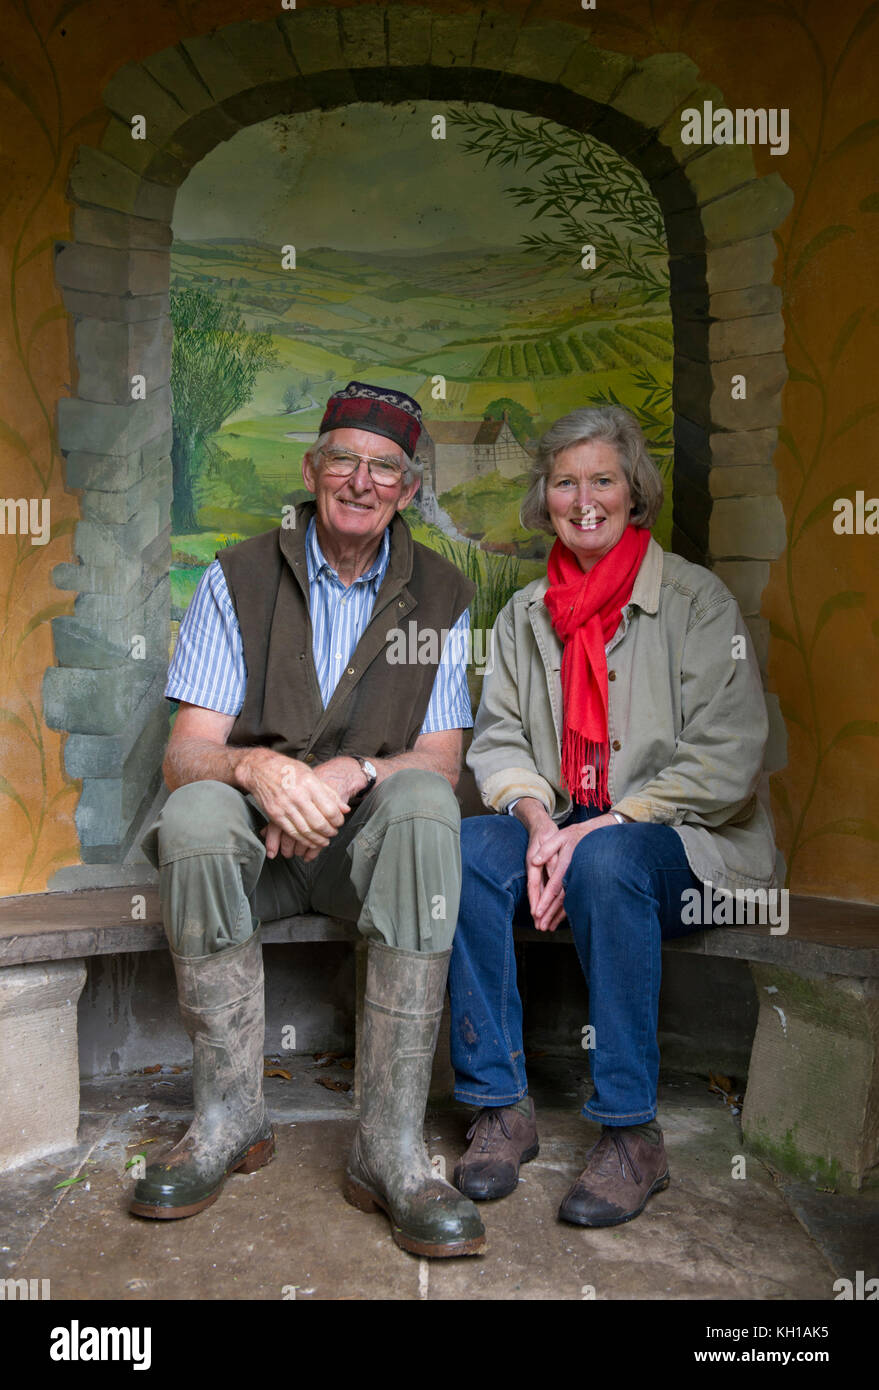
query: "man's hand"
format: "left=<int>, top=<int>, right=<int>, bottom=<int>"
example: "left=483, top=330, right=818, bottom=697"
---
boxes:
left=260, top=757, right=366, bottom=861
left=238, top=746, right=350, bottom=853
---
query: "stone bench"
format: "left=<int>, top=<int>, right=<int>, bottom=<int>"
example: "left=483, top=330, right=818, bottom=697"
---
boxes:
left=1, top=888, right=877, bottom=1191
left=516, top=899, right=879, bottom=1193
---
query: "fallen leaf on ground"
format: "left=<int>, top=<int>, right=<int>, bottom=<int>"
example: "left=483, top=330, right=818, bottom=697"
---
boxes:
left=313, top=1051, right=342, bottom=1066
left=314, top=1076, right=351, bottom=1093
left=141, top=1064, right=162, bottom=1074
left=54, top=1175, right=87, bottom=1189
left=264, top=1066, right=291, bottom=1080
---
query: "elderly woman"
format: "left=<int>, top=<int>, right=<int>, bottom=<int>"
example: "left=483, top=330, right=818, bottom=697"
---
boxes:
left=449, top=404, right=776, bottom=1228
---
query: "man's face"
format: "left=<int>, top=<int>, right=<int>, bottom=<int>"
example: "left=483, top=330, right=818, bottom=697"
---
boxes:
left=302, top=428, right=420, bottom=548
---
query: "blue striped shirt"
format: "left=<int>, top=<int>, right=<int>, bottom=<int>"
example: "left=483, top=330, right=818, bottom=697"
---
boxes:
left=166, top=518, right=473, bottom=735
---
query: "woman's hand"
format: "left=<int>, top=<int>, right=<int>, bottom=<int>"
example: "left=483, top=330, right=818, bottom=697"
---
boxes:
left=528, top=811, right=621, bottom=931
left=513, top=799, right=573, bottom=933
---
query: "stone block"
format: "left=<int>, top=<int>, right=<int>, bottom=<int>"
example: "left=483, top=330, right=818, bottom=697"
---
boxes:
left=670, top=176, right=794, bottom=252
left=81, top=459, right=171, bottom=526
left=51, top=617, right=130, bottom=669
left=52, top=555, right=143, bottom=596
left=338, top=5, right=388, bottom=67
left=73, top=572, right=170, bottom=646
left=141, top=46, right=217, bottom=117
left=676, top=282, right=783, bottom=322
left=220, top=81, right=305, bottom=130
left=67, top=689, right=168, bottom=787
left=180, top=33, right=254, bottom=104
left=708, top=464, right=778, bottom=498
left=217, top=20, right=299, bottom=86
left=641, top=82, right=728, bottom=180
left=0, top=960, right=87, bottom=1171
left=655, top=139, right=757, bottom=215
left=73, top=506, right=166, bottom=572
left=508, top=22, right=582, bottom=85
left=387, top=5, right=434, bottom=67
left=673, top=352, right=787, bottom=431
left=74, top=317, right=172, bottom=405
left=743, top=965, right=879, bottom=1192
left=102, top=61, right=189, bottom=144
left=59, top=288, right=169, bottom=325
left=57, top=388, right=172, bottom=458
left=612, top=53, right=701, bottom=130
left=100, top=116, right=190, bottom=187
left=674, top=416, right=778, bottom=470
left=709, top=495, right=787, bottom=560
left=73, top=207, right=173, bottom=253
left=710, top=560, right=770, bottom=616
left=472, top=9, right=520, bottom=71
left=64, top=675, right=168, bottom=779
left=670, top=233, right=778, bottom=297
left=560, top=42, right=634, bottom=105
left=43, top=661, right=154, bottom=734
left=165, top=105, right=244, bottom=168
left=279, top=8, right=345, bottom=74
left=675, top=312, right=786, bottom=363
left=68, top=147, right=176, bottom=223
left=64, top=445, right=148, bottom=494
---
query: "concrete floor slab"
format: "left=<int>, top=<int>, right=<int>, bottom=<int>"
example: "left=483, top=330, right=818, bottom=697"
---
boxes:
left=0, top=1058, right=872, bottom=1303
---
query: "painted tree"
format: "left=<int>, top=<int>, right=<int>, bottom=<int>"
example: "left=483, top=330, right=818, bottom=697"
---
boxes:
left=169, top=288, right=279, bottom=533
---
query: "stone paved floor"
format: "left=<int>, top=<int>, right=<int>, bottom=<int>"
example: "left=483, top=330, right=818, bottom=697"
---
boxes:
left=1, top=1057, right=876, bottom=1304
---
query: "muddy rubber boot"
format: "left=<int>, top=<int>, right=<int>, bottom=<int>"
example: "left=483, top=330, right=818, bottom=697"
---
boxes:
left=130, top=929, right=274, bottom=1219
left=344, top=941, right=486, bottom=1257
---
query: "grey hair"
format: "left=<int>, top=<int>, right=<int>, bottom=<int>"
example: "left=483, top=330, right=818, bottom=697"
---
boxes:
left=308, top=429, right=422, bottom=485
left=519, top=405, right=664, bottom=533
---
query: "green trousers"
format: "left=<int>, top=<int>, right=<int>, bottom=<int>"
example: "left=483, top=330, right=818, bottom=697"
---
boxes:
left=140, top=768, right=462, bottom=958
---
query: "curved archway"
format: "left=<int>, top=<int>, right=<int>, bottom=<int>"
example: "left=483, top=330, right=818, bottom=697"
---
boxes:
left=46, top=6, right=792, bottom=870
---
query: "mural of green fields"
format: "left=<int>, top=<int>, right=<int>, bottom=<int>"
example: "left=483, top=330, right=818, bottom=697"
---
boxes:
left=169, top=103, right=673, bottom=635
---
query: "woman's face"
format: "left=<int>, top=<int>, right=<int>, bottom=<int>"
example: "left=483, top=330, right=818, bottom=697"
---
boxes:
left=546, top=440, right=634, bottom=571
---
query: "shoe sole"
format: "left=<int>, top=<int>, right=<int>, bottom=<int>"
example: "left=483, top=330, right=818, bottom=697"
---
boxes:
left=129, top=1133, right=276, bottom=1220
left=455, top=1140, right=541, bottom=1202
left=557, top=1170, right=670, bottom=1229
left=343, top=1176, right=486, bottom=1257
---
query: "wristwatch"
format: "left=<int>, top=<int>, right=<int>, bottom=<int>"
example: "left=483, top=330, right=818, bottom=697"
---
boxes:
left=351, top=756, right=377, bottom=799
left=611, top=811, right=628, bottom=825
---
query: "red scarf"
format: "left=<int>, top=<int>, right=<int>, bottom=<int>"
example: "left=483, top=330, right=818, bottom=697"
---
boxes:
left=543, top=525, right=650, bottom=807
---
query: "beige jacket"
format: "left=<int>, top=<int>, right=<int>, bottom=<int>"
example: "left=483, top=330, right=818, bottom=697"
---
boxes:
left=468, top=538, right=777, bottom=892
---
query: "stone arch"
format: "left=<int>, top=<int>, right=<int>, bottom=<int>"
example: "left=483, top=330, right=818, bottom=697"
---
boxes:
left=46, top=6, right=792, bottom=874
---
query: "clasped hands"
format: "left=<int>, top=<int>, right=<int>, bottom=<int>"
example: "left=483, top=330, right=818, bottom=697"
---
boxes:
left=515, top=800, right=621, bottom=933
left=238, top=748, right=366, bottom=862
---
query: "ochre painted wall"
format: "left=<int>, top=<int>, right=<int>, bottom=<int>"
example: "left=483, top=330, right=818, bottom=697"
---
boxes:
left=1, top=0, right=877, bottom=898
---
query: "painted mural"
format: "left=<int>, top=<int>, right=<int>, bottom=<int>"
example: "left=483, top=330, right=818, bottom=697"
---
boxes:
left=168, top=102, right=673, bottom=634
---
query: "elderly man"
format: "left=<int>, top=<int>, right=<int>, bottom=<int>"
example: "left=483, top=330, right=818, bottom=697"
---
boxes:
left=131, top=381, right=485, bottom=1258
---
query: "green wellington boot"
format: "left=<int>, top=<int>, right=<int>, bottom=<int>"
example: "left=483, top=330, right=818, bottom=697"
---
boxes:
left=130, top=929, right=274, bottom=1219
left=344, top=940, right=486, bottom=1257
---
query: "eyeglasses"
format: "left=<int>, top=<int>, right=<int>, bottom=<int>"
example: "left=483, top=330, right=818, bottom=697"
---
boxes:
left=317, top=447, right=406, bottom=485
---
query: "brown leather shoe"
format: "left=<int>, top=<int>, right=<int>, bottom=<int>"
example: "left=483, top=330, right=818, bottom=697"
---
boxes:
left=558, top=1125, right=669, bottom=1228
left=453, top=1099, right=539, bottom=1201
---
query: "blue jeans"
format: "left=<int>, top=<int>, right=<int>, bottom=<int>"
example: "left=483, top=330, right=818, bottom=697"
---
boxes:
left=448, top=807, right=706, bottom=1126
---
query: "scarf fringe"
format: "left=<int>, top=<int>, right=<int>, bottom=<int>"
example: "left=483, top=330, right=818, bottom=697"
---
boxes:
left=561, top=732, right=609, bottom=809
